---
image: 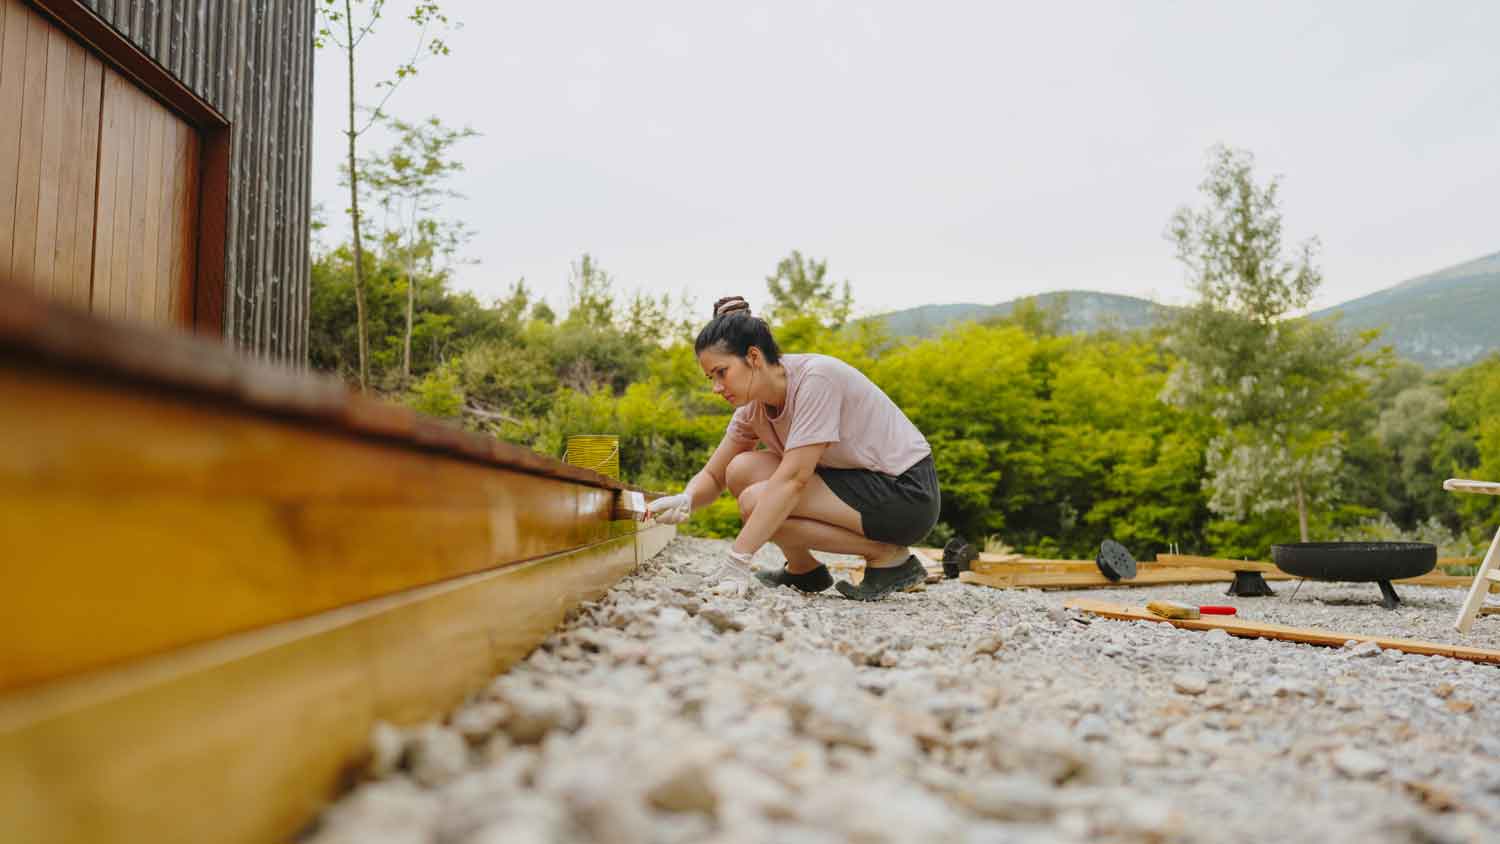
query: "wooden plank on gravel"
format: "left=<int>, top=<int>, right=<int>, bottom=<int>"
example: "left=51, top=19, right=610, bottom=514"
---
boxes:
left=1156, top=554, right=1280, bottom=573
left=958, top=567, right=1287, bottom=590
left=1063, top=598, right=1500, bottom=665
left=0, top=524, right=675, bottom=844
left=965, top=554, right=1489, bottom=592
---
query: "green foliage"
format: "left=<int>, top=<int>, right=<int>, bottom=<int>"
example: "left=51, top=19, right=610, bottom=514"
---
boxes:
left=406, top=364, right=463, bottom=418
left=679, top=496, right=743, bottom=539
left=1443, top=354, right=1500, bottom=541
left=309, top=209, right=1498, bottom=560
left=1168, top=145, right=1320, bottom=325
left=765, top=251, right=854, bottom=329
left=1165, top=145, right=1375, bottom=543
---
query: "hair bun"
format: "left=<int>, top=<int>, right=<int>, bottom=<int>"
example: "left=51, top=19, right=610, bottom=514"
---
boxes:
left=713, top=296, right=752, bottom=319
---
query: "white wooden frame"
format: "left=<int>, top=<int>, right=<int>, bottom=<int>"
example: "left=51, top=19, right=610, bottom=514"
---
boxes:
left=1445, top=478, right=1500, bottom=633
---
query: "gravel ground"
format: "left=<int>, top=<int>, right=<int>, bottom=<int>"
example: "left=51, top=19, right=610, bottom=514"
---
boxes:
left=306, top=537, right=1500, bottom=844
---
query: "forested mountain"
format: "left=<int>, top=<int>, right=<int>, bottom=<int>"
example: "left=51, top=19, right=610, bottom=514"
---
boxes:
left=872, top=251, right=1500, bottom=368
left=873, top=291, right=1168, bottom=339
left=1311, top=251, right=1500, bottom=369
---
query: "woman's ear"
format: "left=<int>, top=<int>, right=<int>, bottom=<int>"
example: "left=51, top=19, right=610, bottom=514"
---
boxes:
left=746, top=347, right=762, bottom=369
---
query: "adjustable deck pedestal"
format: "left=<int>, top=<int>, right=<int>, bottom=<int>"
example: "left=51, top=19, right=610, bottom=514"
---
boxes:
left=1227, top=570, right=1276, bottom=597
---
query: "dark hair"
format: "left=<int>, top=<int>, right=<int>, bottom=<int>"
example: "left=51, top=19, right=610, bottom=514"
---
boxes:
left=694, top=296, right=782, bottom=364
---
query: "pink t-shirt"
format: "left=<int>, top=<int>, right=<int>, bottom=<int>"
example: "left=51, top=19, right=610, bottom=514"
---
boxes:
left=725, top=353, right=930, bottom=476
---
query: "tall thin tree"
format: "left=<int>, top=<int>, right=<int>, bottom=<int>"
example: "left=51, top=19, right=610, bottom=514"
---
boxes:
left=363, top=116, right=477, bottom=383
left=316, top=0, right=454, bottom=390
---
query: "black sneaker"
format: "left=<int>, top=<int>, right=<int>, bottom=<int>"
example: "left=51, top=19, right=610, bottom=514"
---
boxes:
left=835, top=555, right=927, bottom=601
left=755, top=564, right=835, bottom=593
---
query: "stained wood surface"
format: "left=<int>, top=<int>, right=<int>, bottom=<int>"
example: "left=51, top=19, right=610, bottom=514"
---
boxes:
left=91, top=64, right=197, bottom=326
left=0, top=286, right=642, bottom=494
left=959, top=567, right=1262, bottom=591
left=0, top=524, right=674, bottom=844
left=961, top=566, right=1490, bottom=592
left=0, top=361, right=629, bottom=691
left=1156, top=554, right=1281, bottom=573
left=1065, top=599, right=1500, bottom=665
left=0, top=0, right=195, bottom=327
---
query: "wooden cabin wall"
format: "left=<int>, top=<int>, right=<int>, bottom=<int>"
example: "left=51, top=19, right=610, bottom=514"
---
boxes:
left=82, top=0, right=315, bottom=365
left=0, top=3, right=104, bottom=310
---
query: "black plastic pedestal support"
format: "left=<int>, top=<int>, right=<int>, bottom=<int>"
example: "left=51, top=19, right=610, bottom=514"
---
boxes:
left=1226, top=570, right=1276, bottom=597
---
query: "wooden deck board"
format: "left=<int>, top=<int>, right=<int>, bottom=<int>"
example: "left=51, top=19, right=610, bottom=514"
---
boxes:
left=0, top=360, right=640, bottom=691
left=1065, top=598, right=1500, bottom=665
left=0, top=524, right=674, bottom=844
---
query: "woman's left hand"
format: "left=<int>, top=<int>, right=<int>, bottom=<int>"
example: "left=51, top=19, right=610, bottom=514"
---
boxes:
left=708, top=548, right=757, bottom=588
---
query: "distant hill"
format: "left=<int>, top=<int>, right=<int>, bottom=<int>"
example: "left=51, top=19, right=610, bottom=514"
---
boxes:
left=1311, top=251, right=1500, bottom=369
left=870, top=252, right=1500, bottom=368
left=872, top=290, right=1169, bottom=340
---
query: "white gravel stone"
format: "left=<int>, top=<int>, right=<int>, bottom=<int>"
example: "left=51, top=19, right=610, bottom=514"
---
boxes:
left=312, top=537, right=1500, bottom=843
left=451, top=702, right=508, bottom=742
left=366, top=721, right=407, bottom=780
left=1333, top=748, right=1388, bottom=780
left=1172, top=672, right=1210, bottom=695
left=408, top=724, right=470, bottom=787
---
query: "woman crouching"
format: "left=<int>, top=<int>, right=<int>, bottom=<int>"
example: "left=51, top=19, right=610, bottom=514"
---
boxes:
left=647, top=296, right=940, bottom=601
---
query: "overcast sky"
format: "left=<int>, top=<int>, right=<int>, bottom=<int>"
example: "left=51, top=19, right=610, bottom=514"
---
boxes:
left=310, top=1, right=1500, bottom=319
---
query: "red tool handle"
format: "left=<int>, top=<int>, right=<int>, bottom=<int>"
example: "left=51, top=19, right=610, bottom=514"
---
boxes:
left=1199, top=605, right=1237, bottom=615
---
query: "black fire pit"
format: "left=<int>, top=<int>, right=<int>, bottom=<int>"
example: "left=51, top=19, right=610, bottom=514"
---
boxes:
left=1270, top=541, right=1436, bottom=610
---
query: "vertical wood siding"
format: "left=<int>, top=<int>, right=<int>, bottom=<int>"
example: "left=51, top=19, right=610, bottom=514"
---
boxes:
left=83, top=0, right=314, bottom=365
left=89, top=65, right=198, bottom=324
left=0, top=0, right=103, bottom=309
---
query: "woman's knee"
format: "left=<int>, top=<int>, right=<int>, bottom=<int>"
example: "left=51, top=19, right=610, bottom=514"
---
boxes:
left=737, top=481, right=765, bottom=520
left=726, top=451, right=777, bottom=497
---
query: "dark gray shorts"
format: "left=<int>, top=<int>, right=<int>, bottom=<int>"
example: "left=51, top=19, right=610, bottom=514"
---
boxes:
left=815, top=454, right=941, bottom=547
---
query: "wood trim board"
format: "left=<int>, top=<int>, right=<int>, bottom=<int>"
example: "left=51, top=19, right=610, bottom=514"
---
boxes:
left=0, top=354, right=657, bottom=691
left=0, top=286, right=645, bottom=494
left=1064, top=598, right=1500, bottom=666
left=0, top=524, right=674, bottom=844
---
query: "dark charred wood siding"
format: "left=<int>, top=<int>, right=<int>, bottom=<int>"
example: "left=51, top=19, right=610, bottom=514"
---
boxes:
left=82, top=0, right=314, bottom=364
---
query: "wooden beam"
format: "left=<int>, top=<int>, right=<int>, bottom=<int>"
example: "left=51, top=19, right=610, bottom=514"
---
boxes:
left=191, top=123, right=227, bottom=336
left=0, top=524, right=674, bottom=844
left=0, top=286, right=636, bottom=493
left=1064, top=598, right=1500, bottom=665
left=958, top=567, right=1267, bottom=591
left=0, top=361, right=635, bottom=691
left=1156, top=553, right=1280, bottom=573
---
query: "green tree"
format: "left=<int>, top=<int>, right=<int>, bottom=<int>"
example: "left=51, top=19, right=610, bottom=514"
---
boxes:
left=1165, top=145, right=1373, bottom=542
left=361, top=115, right=478, bottom=384
left=1443, top=355, right=1500, bottom=541
left=564, top=253, right=615, bottom=330
left=316, top=0, right=455, bottom=390
left=765, top=250, right=854, bottom=329
left=873, top=323, right=1049, bottom=542
left=1044, top=335, right=1213, bottom=556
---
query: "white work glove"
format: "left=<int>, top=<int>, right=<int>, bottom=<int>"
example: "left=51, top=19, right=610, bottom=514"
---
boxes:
left=708, top=548, right=759, bottom=591
left=647, top=493, right=692, bottom=525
